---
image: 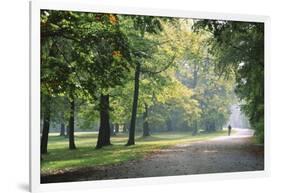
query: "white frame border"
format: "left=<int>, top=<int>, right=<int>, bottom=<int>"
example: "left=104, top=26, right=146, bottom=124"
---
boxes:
left=30, top=0, right=270, bottom=192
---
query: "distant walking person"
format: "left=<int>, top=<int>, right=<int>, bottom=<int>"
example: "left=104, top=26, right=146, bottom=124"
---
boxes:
left=228, top=125, right=232, bottom=136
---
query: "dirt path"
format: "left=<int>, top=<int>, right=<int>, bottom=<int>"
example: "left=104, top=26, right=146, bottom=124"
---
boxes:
left=41, top=129, right=264, bottom=183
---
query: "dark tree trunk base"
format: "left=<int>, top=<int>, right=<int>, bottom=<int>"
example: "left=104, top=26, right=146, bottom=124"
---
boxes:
left=96, top=94, right=111, bottom=149
left=68, top=93, right=76, bottom=150
left=96, top=143, right=112, bottom=149
left=41, top=96, right=51, bottom=155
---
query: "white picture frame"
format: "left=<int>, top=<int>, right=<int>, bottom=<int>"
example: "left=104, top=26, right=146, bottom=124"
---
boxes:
left=29, top=0, right=270, bottom=192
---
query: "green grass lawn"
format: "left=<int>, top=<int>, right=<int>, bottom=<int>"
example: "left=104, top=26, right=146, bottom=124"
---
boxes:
left=41, top=130, right=227, bottom=175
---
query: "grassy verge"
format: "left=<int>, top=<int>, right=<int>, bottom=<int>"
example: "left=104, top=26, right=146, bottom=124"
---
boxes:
left=41, top=130, right=227, bottom=175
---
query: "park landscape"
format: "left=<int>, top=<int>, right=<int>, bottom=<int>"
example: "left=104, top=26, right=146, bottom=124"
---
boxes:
left=40, top=10, right=264, bottom=183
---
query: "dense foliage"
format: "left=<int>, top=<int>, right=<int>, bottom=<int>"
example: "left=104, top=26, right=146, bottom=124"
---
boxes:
left=40, top=10, right=264, bottom=154
left=193, top=20, right=264, bottom=142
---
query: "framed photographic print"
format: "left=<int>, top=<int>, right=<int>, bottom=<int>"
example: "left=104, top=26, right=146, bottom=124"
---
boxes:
left=30, top=0, right=270, bottom=192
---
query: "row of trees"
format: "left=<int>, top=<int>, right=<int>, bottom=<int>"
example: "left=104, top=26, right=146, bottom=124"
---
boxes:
left=40, top=10, right=263, bottom=155
left=194, top=20, right=264, bottom=142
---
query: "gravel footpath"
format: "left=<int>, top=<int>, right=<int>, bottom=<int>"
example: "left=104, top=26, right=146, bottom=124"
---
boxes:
left=41, top=129, right=264, bottom=183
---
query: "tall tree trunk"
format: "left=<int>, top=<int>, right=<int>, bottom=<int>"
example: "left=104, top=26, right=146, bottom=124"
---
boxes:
left=68, top=94, right=76, bottom=150
left=166, top=117, right=173, bottom=132
left=60, top=123, right=65, bottom=136
left=96, top=94, right=111, bottom=149
left=127, top=62, right=141, bottom=146
left=41, top=96, right=51, bottom=155
left=142, top=103, right=150, bottom=137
